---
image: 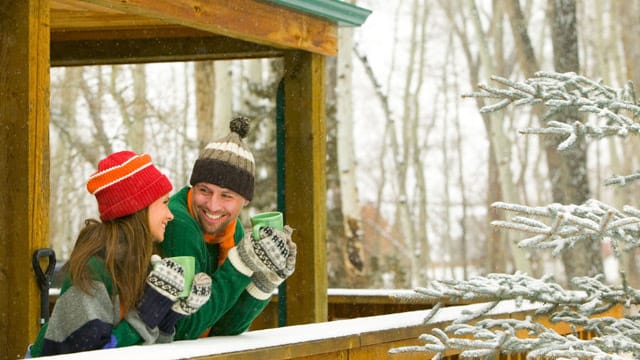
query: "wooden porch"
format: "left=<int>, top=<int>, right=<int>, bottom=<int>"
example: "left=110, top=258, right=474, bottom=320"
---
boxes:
left=1, top=1, right=371, bottom=358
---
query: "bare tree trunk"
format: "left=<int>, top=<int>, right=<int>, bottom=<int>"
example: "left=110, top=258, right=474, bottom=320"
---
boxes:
left=441, top=0, right=531, bottom=274
left=394, top=0, right=429, bottom=287
left=504, top=0, right=549, bottom=278
left=614, top=0, right=640, bottom=287
left=195, top=61, right=214, bottom=151
left=548, top=0, right=603, bottom=281
left=51, top=67, right=83, bottom=260
left=411, top=1, right=431, bottom=284
left=441, top=80, right=454, bottom=279
left=589, top=0, right=627, bottom=285
left=449, top=37, right=469, bottom=279
left=80, top=66, right=112, bottom=159
left=469, top=0, right=531, bottom=274
left=129, top=64, right=146, bottom=151
left=214, top=61, right=231, bottom=135
left=177, top=63, right=192, bottom=183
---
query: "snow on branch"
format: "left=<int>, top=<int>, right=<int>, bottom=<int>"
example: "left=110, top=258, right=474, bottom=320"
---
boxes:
left=390, top=317, right=639, bottom=359
left=393, top=198, right=640, bottom=358
left=464, top=72, right=640, bottom=153
left=491, top=200, right=640, bottom=255
left=392, top=272, right=640, bottom=359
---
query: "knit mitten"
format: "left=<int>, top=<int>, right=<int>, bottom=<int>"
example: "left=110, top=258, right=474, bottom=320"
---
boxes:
left=137, top=255, right=185, bottom=329
left=244, top=226, right=297, bottom=299
left=159, top=272, right=212, bottom=334
left=235, top=225, right=291, bottom=277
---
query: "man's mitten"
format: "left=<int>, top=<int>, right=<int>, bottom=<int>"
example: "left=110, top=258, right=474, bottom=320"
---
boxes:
left=246, top=226, right=297, bottom=299
left=236, top=226, right=291, bottom=277
left=137, top=255, right=185, bottom=329
left=158, top=272, right=212, bottom=334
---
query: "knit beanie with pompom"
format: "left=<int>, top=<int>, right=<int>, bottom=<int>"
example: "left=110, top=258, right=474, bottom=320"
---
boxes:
left=189, top=117, right=255, bottom=200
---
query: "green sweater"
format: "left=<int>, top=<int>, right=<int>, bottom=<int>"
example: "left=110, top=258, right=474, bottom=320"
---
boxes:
left=30, top=257, right=161, bottom=357
left=160, top=186, right=270, bottom=339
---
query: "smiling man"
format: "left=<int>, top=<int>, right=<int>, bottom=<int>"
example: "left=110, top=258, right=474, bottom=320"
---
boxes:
left=159, top=117, right=296, bottom=340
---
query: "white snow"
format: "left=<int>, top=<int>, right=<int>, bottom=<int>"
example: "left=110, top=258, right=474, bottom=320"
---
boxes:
left=36, top=300, right=541, bottom=359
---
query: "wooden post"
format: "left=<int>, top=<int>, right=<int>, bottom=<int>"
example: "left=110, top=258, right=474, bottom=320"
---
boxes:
left=0, top=0, right=50, bottom=358
left=283, top=51, right=328, bottom=325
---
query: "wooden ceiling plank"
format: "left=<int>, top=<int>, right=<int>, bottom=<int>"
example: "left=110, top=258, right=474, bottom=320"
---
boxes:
left=78, top=0, right=337, bottom=56
left=51, top=36, right=283, bottom=66
left=51, top=26, right=217, bottom=41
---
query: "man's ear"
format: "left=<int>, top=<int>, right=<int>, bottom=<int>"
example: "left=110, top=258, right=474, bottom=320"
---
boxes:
left=243, top=200, right=250, bottom=207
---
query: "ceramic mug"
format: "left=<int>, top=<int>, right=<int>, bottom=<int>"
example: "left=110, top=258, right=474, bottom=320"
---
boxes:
left=251, top=211, right=284, bottom=240
left=167, top=256, right=195, bottom=298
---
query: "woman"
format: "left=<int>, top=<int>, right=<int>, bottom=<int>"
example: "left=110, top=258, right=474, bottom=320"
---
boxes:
left=29, top=151, right=211, bottom=357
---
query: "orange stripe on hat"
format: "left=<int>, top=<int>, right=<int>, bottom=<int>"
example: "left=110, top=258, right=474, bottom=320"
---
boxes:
left=87, top=154, right=152, bottom=194
left=86, top=151, right=173, bottom=221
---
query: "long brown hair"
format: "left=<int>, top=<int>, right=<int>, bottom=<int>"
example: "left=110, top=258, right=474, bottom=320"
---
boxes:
left=66, top=208, right=153, bottom=313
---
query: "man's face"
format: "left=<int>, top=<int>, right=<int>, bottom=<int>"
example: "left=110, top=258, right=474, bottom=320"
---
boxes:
left=191, top=182, right=248, bottom=238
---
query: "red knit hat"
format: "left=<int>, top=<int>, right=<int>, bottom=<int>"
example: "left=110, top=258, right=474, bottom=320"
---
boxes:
left=86, top=151, right=173, bottom=221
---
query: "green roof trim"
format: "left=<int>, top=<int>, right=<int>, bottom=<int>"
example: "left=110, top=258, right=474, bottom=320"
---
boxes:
left=267, top=0, right=372, bottom=27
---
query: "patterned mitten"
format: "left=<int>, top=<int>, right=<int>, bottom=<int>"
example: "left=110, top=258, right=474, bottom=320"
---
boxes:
left=235, top=225, right=291, bottom=277
left=137, top=255, right=185, bottom=329
left=159, top=272, right=212, bottom=334
left=245, top=226, right=297, bottom=299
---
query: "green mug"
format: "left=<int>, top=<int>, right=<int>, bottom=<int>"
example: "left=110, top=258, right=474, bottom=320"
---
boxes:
left=167, top=256, right=195, bottom=298
left=251, top=211, right=284, bottom=240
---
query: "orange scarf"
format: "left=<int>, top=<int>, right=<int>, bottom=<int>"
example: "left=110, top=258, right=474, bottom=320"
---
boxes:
left=187, top=188, right=236, bottom=266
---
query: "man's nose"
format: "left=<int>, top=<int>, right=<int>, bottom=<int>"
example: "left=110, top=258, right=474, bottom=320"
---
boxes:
left=206, top=193, right=222, bottom=211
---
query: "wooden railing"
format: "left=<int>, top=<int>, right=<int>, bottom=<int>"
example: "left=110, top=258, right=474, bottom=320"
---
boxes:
left=249, top=288, right=451, bottom=330
left=39, top=298, right=620, bottom=359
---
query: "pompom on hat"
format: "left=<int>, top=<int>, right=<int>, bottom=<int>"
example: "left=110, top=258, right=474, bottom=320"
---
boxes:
left=86, top=150, right=173, bottom=221
left=189, top=117, right=256, bottom=200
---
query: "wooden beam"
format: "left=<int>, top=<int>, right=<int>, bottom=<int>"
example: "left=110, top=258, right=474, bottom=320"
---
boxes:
left=283, top=51, right=328, bottom=325
left=51, top=35, right=283, bottom=66
left=0, top=0, right=50, bottom=359
left=78, top=0, right=338, bottom=56
left=51, top=9, right=166, bottom=30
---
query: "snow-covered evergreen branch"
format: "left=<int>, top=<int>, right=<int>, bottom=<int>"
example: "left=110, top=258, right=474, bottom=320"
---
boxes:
left=391, top=200, right=640, bottom=358
left=464, top=71, right=640, bottom=152
left=491, top=200, right=640, bottom=255
left=392, top=272, right=640, bottom=359
left=390, top=318, right=640, bottom=359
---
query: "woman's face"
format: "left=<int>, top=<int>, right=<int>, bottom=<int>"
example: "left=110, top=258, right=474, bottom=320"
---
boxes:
left=148, top=192, right=174, bottom=242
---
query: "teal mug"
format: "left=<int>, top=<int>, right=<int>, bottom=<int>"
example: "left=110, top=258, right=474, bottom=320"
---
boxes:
left=251, top=211, right=283, bottom=240
left=167, top=256, right=195, bottom=298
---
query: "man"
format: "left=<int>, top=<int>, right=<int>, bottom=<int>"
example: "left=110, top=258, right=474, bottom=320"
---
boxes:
left=160, top=116, right=296, bottom=340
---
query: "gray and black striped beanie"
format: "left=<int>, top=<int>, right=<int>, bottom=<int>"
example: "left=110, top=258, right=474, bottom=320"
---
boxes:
left=189, top=117, right=255, bottom=200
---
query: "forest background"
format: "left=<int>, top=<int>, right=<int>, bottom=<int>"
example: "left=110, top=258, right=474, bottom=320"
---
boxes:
left=48, top=0, right=640, bottom=290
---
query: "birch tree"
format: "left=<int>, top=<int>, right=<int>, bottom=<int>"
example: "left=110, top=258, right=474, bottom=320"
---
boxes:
left=337, top=24, right=366, bottom=283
